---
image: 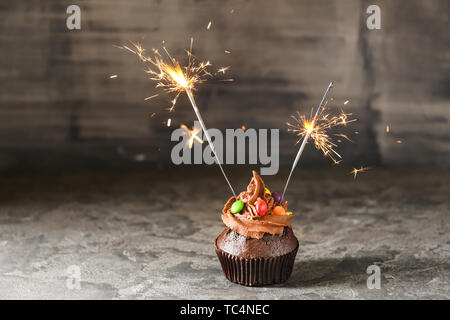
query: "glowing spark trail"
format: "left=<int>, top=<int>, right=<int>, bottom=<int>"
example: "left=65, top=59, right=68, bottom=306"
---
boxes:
left=217, top=66, right=230, bottom=74
left=283, top=82, right=334, bottom=196
left=144, top=94, right=159, bottom=101
left=121, top=38, right=236, bottom=197
left=181, top=124, right=204, bottom=149
left=349, top=166, right=370, bottom=180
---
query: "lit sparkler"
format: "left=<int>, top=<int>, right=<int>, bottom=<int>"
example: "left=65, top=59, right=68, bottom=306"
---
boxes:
left=120, top=39, right=212, bottom=112
left=287, top=106, right=356, bottom=164
left=283, top=83, right=356, bottom=194
left=283, top=82, right=335, bottom=196
left=284, top=88, right=357, bottom=192
left=121, top=38, right=236, bottom=196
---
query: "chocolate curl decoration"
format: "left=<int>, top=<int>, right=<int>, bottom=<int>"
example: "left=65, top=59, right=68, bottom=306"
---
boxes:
left=223, top=171, right=287, bottom=219
left=239, top=170, right=265, bottom=204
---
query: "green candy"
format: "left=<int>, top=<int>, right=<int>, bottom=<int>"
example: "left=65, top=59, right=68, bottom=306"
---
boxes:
left=230, top=200, right=244, bottom=214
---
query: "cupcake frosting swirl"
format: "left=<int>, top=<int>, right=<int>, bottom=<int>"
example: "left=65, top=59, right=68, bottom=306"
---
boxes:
left=222, top=171, right=294, bottom=239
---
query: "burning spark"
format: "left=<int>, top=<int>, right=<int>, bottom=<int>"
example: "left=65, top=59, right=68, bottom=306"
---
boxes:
left=110, top=75, right=118, bottom=79
left=287, top=108, right=357, bottom=164
left=120, top=38, right=214, bottom=112
left=217, top=66, right=230, bottom=74
left=349, top=166, right=370, bottom=180
left=144, top=94, right=159, bottom=101
left=150, top=112, right=156, bottom=118
left=224, top=50, right=231, bottom=54
left=344, top=100, right=349, bottom=105
left=207, top=21, right=212, bottom=30
left=396, top=140, right=403, bottom=144
left=167, top=118, right=172, bottom=127
left=386, top=125, right=390, bottom=133
left=181, top=124, right=204, bottom=148
left=241, top=125, right=246, bottom=130
left=334, top=133, right=353, bottom=142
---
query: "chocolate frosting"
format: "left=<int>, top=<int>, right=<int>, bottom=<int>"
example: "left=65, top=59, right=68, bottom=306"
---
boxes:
left=221, top=171, right=294, bottom=239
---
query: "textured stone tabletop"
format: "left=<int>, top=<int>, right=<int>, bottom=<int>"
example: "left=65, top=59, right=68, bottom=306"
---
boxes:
left=0, top=168, right=448, bottom=299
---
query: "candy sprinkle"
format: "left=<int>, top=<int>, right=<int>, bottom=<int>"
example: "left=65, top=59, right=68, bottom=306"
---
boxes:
left=273, top=206, right=286, bottom=216
left=231, top=200, right=244, bottom=214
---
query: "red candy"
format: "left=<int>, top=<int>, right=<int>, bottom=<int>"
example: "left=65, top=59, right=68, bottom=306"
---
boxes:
left=256, top=198, right=268, bottom=216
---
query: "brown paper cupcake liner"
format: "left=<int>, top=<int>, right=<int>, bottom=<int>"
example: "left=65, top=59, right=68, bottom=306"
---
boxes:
left=215, top=240, right=298, bottom=287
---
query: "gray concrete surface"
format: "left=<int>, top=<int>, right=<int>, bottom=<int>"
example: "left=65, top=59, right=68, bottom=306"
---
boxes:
left=0, top=167, right=449, bottom=299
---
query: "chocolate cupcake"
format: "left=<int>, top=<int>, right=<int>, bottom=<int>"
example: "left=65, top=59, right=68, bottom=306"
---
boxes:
left=215, top=171, right=298, bottom=286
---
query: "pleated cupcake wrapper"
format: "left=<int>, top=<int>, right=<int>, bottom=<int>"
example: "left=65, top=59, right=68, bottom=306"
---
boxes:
left=215, top=242, right=298, bottom=287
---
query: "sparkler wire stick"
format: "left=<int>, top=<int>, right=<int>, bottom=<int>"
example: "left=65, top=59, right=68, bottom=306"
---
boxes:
left=282, top=82, right=334, bottom=196
left=185, top=89, right=237, bottom=197
left=122, top=39, right=236, bottom=197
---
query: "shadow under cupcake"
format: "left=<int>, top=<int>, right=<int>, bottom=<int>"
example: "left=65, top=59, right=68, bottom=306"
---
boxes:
left=215, top=171, right=298, bottom=286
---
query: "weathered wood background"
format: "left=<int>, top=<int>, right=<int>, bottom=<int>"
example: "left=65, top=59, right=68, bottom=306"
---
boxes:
left=0, top=0, right=448, bottom=169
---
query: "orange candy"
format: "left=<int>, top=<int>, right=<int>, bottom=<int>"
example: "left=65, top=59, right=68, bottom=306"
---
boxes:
left=272, top=206, right=286, bottom=215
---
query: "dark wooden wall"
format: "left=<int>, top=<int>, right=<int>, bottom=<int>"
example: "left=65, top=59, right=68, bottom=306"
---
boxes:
left=0, top=0, right=448, bottom=169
